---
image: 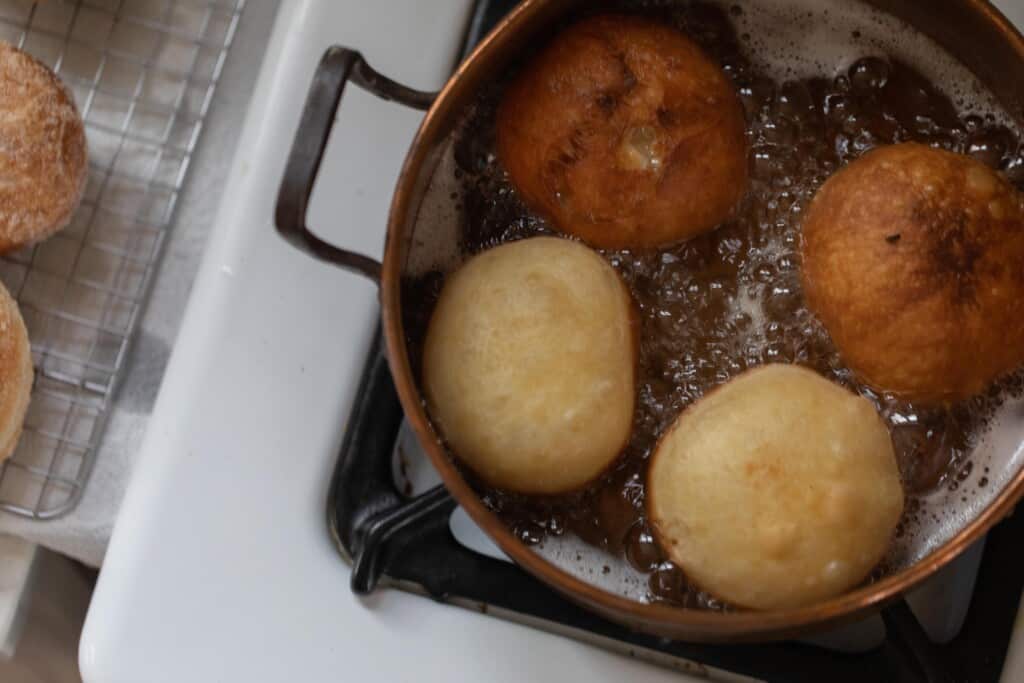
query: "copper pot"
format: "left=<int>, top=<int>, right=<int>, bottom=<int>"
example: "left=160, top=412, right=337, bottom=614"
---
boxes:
left=275, top=0, right=1024, bottom=643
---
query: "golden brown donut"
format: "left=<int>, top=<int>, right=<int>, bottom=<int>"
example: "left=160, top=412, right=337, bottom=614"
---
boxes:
left=647, top=364, right=903, bottom=610
left=802, top=143, right=1024, bottom=404
left=0, top=280, right=32, bottom=463
left=0, top=41, right=88, bottom=253
left=422, top=236, right=636, bottom=494
left=497, top=14, right=748, bottom=250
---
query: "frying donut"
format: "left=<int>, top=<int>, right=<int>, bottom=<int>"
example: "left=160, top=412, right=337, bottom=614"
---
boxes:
left=497, top=14, right=748, bottom=249
left=0, top=42, right=88, bottom=253
left=422, top=236, right=636, bottom=494
left=647, top=364, right=903, bottom=610
left=0, top=280, right=32, bottom=463
left=802, top=143, right=1024, bottom=404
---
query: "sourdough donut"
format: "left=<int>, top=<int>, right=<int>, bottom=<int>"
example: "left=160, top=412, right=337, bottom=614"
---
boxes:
left=0, top=41, right=88, bottom=253
left=0, top=280, right=32, bottom=463
left=497, top=14, right=748, bottom=249
left=647, top=364, right=903, bottom=610
left=802, top=143, right=1024, bottom=404
left=422, top=236, right=636, bottom=494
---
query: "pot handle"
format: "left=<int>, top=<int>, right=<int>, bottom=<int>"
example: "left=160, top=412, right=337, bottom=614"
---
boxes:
left=274, top=46, right=436, bottom=282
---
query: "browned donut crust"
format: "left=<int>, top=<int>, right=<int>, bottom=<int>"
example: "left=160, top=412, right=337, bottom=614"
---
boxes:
left=802, top=143, right=1024, bottom=404
left=0, top=280, right=32, bottom=463
left=496, top=14, right=748, bottom=250
left=0, top=42, right=87, bottom=253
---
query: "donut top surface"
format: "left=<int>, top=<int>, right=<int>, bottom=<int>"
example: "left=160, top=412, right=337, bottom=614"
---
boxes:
left=0, top=42, right=88, bottom=253
left=802, top=143, right=1024, bottom=403
left=497, top=14, right=748, bottom=249
left=422, top=236, right=637, bottom=494
left=647, top=364, right=904, bottom=610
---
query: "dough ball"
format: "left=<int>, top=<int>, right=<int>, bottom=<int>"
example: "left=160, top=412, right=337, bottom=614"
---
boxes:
left=0, top=42, right=88, bottom=253
left=423, top=236, right=636, bottom=494
left=802, top=143, right=1024, bottom=404
left=0, top=280, right=32, bottom=463
left=647, top=364, right=903, bottom=610
left=497, top=14, right=748, bottom=249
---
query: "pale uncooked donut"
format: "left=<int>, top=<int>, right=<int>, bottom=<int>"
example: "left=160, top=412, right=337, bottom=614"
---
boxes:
left=0, top=41, right=88, bottom=253
left=0, top=280, right=32, bottom=463
left=647, top=364, right=903, bottom=610
left=423, top=236, right=636, bottom=494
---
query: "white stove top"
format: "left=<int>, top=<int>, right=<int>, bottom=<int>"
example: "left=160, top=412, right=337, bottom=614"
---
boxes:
left=80, top=1, right=1024, bottom=682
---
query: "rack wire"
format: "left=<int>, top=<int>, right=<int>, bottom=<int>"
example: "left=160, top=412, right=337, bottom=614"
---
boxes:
left=0, top=0, right=245, bottom=518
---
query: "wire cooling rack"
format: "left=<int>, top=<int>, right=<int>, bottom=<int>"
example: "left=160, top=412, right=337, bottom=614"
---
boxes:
left=0, top=0, right=245, bottom=518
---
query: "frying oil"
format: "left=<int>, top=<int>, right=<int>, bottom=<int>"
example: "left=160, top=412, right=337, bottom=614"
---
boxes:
left=402, top=0, right=1024, bottom=606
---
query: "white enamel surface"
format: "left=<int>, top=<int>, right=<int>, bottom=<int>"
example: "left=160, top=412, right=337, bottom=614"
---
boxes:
left=77, top=2, right=689, bottom=681
left=80, top=0, right=1024, bottom=681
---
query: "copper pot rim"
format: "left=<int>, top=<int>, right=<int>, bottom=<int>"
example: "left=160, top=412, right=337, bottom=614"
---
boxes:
left=380, top=0, right=1024, bottom=640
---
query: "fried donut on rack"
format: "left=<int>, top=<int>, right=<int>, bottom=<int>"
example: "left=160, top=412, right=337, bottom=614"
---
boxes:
left=0, top=42, right=87, bottom=253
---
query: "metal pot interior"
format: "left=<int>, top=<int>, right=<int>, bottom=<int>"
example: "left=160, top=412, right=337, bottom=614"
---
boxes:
left=392, top=0, right=1024, bottom=624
